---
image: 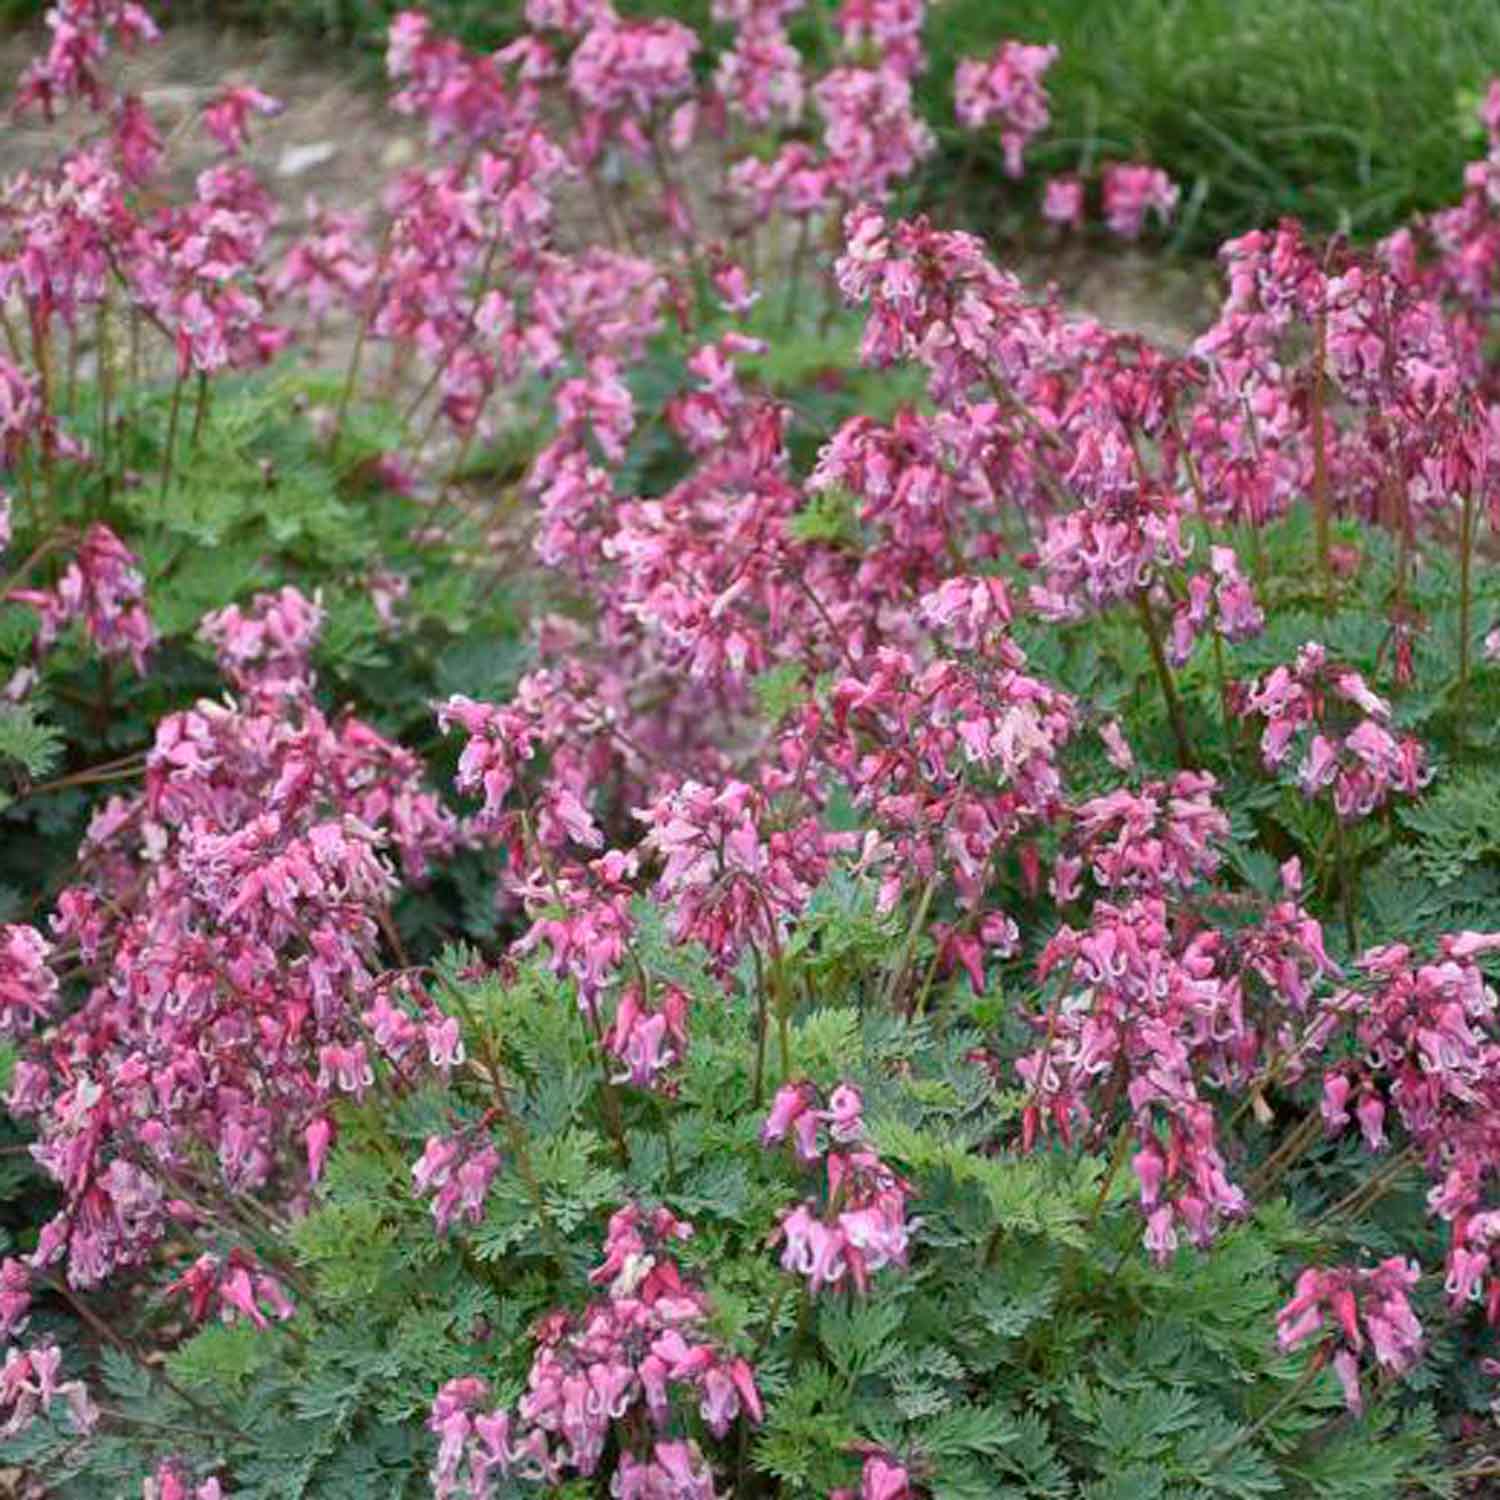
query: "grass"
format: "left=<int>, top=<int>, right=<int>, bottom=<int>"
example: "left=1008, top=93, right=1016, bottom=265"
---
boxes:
left=920, top=0, right=1500, bottom=254
left=3, top=0, right=1498, bottom=253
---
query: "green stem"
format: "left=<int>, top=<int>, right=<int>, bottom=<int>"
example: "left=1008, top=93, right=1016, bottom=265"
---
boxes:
left=330, top=219, right=394, bottom=459
left=782, top=214, right=812, bottom=330
left=881, top=873, right=939, bottom=1016
left=1331, top=814, right=1359, bottom=953
left=96, top=302, right=112, bottom=507
left=1086, top=1122, right=1134, bottom=1231
left=1457, top=490, right=1476, bottom=756
left=1311, top=1143, right=1420, bottom=1233
left=189, top=370, right=210, bottom=450
left=48, top=1276, right=246, bottom=1440
left=441, top=978, right=568, bottom=1267
left=775, top=962, right=792, bottom=1087
left=1212, top=1353, right=1327, bottom=1463
left=1135, top=589, right=1194, bottom=768
left=1312, top=308, right=1333, bottom=618
left=159, top=374, right=184, bottom=502
left=750, top=940, right=770, bottom=1110
left=1247, top=1110, right=1323, bottom=1197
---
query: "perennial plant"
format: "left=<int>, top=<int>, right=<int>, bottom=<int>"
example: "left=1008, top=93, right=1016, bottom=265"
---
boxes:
left=4, top=2, right=1500, bottom=1497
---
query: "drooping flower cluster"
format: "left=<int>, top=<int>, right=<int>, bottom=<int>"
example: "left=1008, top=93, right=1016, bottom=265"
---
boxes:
left=1101, top=163, right=1180, bottom=240
left=13, top=0, right=159, bottom=119
left=0, top=924, right=58, bottom=1036
left=413, top=1129, right=503, bottom=1235
left=825, top=637, right=1075, bottom=912
left=1059, top=770, right=1230, bottom=900
left=1276, top=1258, right=1423, bottom=1412
left=0, top=1339, right=97, bottom=1440
left=163, top=1250, right=297, bottom=1331
left=201, top=84, right=283, bottom=153
left=1243, top=643, right=1430, bottom=820
left=143, top=1464, right=224, bottom=1500
left=1167, top=544, right=1264, bottom=666
left=199, top=585, right=325, bottom=700
left=605, top=982, right=690, bottom=1091
left=428, top=1205, right=761, bottom=1496
left=954, top=41, right=1058, bottom=178
left=8, top=522, right=154, bottom=674
left=636, top=778, right=835, bottom=968
left=764, top=1083, right=917, bottom=1294
left=1018, top=899, right=1251, bottom=1258
left=12, top=603, right=458, bottom=1289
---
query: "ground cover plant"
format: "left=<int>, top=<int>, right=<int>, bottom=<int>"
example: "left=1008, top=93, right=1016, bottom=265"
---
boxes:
left=8, top=2, right=1500, bottom=1497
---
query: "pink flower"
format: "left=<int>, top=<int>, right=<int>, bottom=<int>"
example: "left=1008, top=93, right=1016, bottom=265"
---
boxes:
left=1101, top=163, right=1179, bottom=238
left=413, top=1133, right=502, bottom=1234
left=816, top=66, right=934, bottom=202
left=305, top=1117, right=333, bottom=1184
left=954, top=41, right=1057, bottom=177
left=1043, top=173, right=1085, bottom=230
left=199, top=586, right=323, bottom=700
left=836, top=0, right=926, bottom=79
left=567, top=18, right=699, bottom=120
left=857, top=1454, right=914, bottom=1500
left=762, top=1081, right=822, bottom=1163
left=0, top=926, right=57, bottom=1037
left=1277, top=1260, right=1423, bottom=1413
left=821, top=1084, right=865, bottom=1141
left=201, top=84, right=283, bottom=153
left=605, top=985, right=689, bottom=1091
left=9, top=523, right=154, bottom=673
left=0, top=1260, right=31, bottom=1341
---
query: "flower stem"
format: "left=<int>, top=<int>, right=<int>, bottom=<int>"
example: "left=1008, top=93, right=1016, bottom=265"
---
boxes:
left=1135, top=589, right=1194, bottom=768
left=1086, top=1121, right=1134, bottom=1232
left=1311, top=1142, right=1420, bottom=1233
left=1331, top=814, right=1359, bottom=953
left=1457, top=490, right=1476, bottom=757
left=159, top=373, right=184, bottom=502
left=881, top=873, right=938, bottom=1015
left=1312, top=307, right=1333, bottom=618
left=750, top=940, right=770, bottom=1110
left=1213, top=1352, right=1327, bottom=1463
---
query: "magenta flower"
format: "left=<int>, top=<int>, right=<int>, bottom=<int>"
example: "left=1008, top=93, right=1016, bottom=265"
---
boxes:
left=954, top=41, right=1058, bottom=178
left=201, top=84, right=283, bottom=153
left=1101, top=162, right=1179, bottom=238
left=1276, top=1258, right=1423, bottom=1412
left=0, top=925, right=58, bottom=1037
left=605, top=984, right=690, bottom=1091
left=1043, top=173, right=1085, bottom=230
left=431, top=1207, right=759, bottom=1494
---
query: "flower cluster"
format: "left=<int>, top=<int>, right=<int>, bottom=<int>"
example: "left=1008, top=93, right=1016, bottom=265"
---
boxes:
left=765, top=1083, right=917, bottom=1294
left=1276, top=1258, right=1423, bottom=1412
left=1243, top=643, right=1430, bottom=820
left=163, top=1250, right=297, bottom=1330
left=413, top=1129, right=503, bottom=1235
left=605, top=982, right=690, bottom=1091
left=0, top=924, right=58, bottom=1036
left=0, top=1340, right=96, bottom=1440
left=8, top=523, right=154, bottom=674
left=954, top=41, right=1058, bottom=178
left=12, top=623, right=457, bottom=1289
left=428, top=1205, right=761, bottom=1496
left=1019, top=898, right=1251, bottom=1258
